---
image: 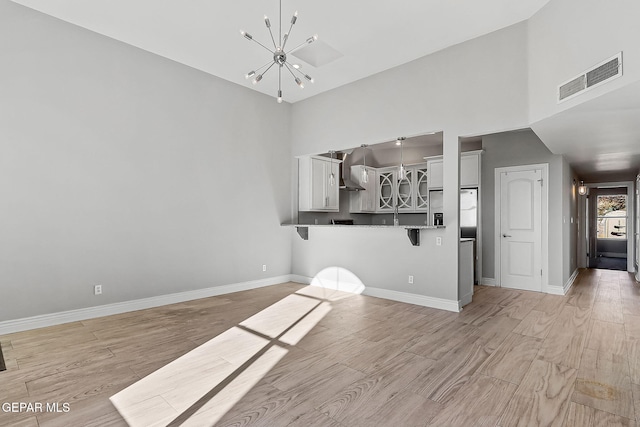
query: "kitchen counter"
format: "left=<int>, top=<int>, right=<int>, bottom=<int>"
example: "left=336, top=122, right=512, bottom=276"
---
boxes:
left=282, top=223, right=445, bottom=229
left=283, top=223, right=445, bottom=246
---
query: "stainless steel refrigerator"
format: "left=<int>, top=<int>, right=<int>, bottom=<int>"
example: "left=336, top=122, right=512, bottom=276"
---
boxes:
left=430, top=188, right=478, bottom=282
left=428, top=188, right=477, bottom=235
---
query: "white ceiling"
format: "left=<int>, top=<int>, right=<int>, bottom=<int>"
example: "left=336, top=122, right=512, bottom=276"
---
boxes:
left=11, top=0, right=551, bottom=103
left=531, top=80, right=640, bottom=182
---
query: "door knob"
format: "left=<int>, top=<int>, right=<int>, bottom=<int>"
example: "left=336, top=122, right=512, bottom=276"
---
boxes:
left=503, top=234, right=512, bottom=238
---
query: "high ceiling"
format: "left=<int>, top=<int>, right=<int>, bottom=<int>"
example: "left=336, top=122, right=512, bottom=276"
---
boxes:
left=10, top=0, right=551, bottom=104
left=10, top=0, right=638, bottom=182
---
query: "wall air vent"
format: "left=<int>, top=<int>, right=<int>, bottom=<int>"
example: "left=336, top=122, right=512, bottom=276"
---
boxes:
left=558, top=52, right=622, bottom=103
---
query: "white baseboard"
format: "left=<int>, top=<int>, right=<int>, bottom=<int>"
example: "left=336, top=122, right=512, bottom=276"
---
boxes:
left=289, top=274, right=312, bottom=285
left=564, top=269, right=579, bottom=294
left=546, top=285, right=564, bottom=295
left=481, top=277, right=497, bottom=286
left=292, top=274, right=460, bottom=312
left=0, top=275, right=294, bottom=335
left=459, top=289, right=474, bottom=307
left=547, top=269, right=579, bottom=296
left=363, top=287, right=460, bottom=312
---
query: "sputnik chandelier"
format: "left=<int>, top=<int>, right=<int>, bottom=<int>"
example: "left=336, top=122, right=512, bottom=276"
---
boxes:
left=240, top=0, right=317, bottom=103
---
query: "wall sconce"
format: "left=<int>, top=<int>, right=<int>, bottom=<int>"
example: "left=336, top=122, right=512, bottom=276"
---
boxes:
left=578, top=181, right=588, bottom=196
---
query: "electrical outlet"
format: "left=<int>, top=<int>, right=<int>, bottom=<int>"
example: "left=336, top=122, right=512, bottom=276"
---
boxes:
left=262, top=264, right=267, bottom=272
left=94, top=285, right=102, bottom=295
left=436, top=236, right=442, bottom=246
left=408, top=275, right=414, bottom=284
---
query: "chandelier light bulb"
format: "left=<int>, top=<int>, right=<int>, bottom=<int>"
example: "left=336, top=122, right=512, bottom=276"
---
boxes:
left=295, top=77, right=304, bottom=88
left=264, top=16, right=271, bottom=28
left=292, top=64, right=300, bottom=69
left=306, top=35, right=318, bottom=44
left=291, top=11, right=298, bottom=24
left=240, top=30, right=252, bottom=40
left=277, top=90, right=283, bottom=103
left=245, top=71, right=256, bottom=80
left=304, top=74, right=314, bottom=83
left=252, top=74, right=263, bottom=85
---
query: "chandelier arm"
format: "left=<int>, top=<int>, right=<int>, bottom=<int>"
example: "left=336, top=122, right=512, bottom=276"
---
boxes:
left=290, top=65, right=313, bottom=81
left=255, top=59, right=275, bottom=73
left=283, top=63, right=299, bottom=81
left=282, top=21, right=295, bottom=50
left=267, top=26, right=278, bottom=49
left=261, top=61, right=277, bottom=77
left=287, top=41, right=307, bottom=54
left=287, top=35, right=316, bottom=54
left=249, top=38, right=276, bottom=54
left=279, top=65, right=282, bottom=91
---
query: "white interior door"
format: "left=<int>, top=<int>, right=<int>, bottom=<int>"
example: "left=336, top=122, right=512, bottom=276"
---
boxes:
left=500, top=169, right=543, bottom=292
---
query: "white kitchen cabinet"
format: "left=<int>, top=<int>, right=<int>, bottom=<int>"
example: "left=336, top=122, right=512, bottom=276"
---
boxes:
left=427, top=159, right=444, bottom=189
left=298, top=156, right=341, bottom=212
left=460, top=153, right=480, bottom=187
left=414, top=164, right=429, bottom=211
left=375, top=164, right=428, bottom=213
left=376, top=167, right=396, bottom=212
left=349, top=165, right=376, bottom=213
left=396, top=168, right=414, bottom=211
left=426, top=152, right=481, bottom=189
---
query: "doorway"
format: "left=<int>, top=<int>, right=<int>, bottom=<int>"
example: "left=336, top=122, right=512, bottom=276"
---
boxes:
left=495, top=164, right=548, bottom=292
left=582, top=182, right=635, bottom=273
left=588, top=187, right=629, bottom=270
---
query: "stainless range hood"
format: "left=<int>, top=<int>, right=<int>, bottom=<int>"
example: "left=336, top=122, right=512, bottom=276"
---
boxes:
left=336, top=152, right=365, bottom=191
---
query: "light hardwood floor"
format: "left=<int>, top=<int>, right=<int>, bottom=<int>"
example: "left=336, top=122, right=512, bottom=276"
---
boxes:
left=1, top=269, right=639, bottom=426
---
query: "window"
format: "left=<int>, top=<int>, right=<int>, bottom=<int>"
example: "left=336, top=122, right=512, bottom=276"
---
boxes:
left=597, top=195, right=627, bottom=239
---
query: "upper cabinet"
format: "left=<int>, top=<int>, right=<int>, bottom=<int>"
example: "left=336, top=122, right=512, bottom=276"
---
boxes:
left=299, top=156, right=341, bottom=212
left=376, top=167, right=396, bottom=212
left=427, top=151, right=481, bottom=189
left=427, top=159, right=444, bottom=189
left=375, top=163, right=428, bottom=213
left=460, top=153, right=480, bottom=187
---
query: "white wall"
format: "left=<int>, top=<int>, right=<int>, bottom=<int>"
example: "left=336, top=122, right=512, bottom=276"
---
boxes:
left=0, top=1, right=293, bottom=322
left=528, top=0, right=640, bottom=123
left=291, top=22, right=529, bottom=158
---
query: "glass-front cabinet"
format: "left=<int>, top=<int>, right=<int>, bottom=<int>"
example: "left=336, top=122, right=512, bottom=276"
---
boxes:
left=376, top=163, right=428, bottom=213
left=415, top=165, right=429, bottom=211
left=397, top=169, right=414, bottom=211
left=377, top=168, right=396, bottom=212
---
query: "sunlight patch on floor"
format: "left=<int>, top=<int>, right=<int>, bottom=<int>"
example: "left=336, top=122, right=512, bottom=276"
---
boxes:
left=109, top=280, right=362, bottom=426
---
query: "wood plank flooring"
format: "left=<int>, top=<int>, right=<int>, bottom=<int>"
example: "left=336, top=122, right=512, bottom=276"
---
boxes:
left=0, top=269, right=639, bottom=426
